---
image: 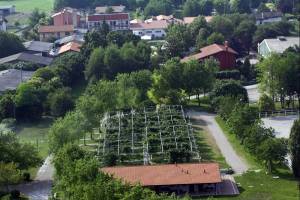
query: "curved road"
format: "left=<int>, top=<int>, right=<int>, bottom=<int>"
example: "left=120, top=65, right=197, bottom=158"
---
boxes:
left=187, top=110, right=249, bottom=174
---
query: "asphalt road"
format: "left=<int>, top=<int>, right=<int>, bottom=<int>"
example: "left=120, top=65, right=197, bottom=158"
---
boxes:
left=12, top=156, right=54, bottom=200
left=187, top=110, right=249, bottom=174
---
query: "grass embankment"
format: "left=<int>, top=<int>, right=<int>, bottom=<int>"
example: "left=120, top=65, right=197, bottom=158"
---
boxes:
left=0, top=0, right=54, bottom=13
left=214, top=116, right=299, bottom=200
left=15, top=117, right=53, bottom=179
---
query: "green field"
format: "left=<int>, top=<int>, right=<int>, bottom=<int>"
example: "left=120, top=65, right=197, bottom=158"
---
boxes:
left=0, top=0, right=54, bottom=13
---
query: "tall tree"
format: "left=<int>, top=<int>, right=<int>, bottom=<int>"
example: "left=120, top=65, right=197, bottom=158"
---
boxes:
left=0, top=32, right=25, bottom=58
left=183, top=0, right=200, bottom=17
left=290, top=119, right=300, bottom=178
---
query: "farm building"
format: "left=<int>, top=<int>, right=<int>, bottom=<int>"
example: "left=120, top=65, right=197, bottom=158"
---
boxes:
left=23, top=41, right=53, bottom=56
left=181, top=43, right=238, bottom=70
left=0, top=52, right=53, bottom=66
left=0, top=69, right=34, bottom=93
left=101, top=163, right=222, bottom=196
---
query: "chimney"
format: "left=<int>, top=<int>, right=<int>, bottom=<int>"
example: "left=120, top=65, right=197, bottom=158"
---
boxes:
left=224, top=41, right=229, bottom=51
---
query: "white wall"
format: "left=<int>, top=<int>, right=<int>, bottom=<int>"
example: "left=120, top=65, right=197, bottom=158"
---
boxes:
left=256, top=17, right=282, bottom=25
left=132, top=28, right=166, bottom=38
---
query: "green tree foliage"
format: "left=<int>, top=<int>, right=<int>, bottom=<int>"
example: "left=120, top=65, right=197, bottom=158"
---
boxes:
left=144, top=0, right=173, bottom=16
left=0, top=162, right=20, bottom=192
left=234, top=20, right=257, bottom=53
left=188, top=16, right=208, bottom=40
left=257, top=138, right=287, bottom=173
left=0, top=32, right=25, bottom=58
left=276, top=0, right=294, bottom=13
left=230, top=0, right=251, bottom=13
left=207, top=32, right=225, bottom=45
left=183, top=0, right=200, bottom=17
left=290, top=119, right=300, bottom=178
left=0, top=132, right=42, bottom=169
left=258, top=94, right=275, bottom=111
left=213, top=0, right=230, bottom=14
left=48, top=88, right=74, bottom=117
left=28, top=8, right=46, bottom=28
left=0, top=93, right=15, bottom=121
left=199, top=0, right=214, bottom=15
left=209, top=16, right=234, bottom=38
left=165, top=24, right=192, bottom=58
left=85, top=47, right=107, bottom=83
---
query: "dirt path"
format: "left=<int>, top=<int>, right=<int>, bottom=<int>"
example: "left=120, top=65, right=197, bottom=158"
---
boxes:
left=187, top=110, right=249, bottom=174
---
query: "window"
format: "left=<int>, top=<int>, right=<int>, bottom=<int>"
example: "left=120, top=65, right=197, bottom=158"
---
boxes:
left=155, top=30, right=161, bottom=33
left=66, top=32, right=70, bottom=36
left=146, top=31, right=152, bottom=33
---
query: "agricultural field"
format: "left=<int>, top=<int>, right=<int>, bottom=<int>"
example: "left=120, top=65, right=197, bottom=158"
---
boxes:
left=0, top=0, right=54, bottom=13
left=82, top=105, right=203, bottom=165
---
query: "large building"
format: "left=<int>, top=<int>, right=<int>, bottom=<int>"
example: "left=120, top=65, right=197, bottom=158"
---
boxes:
left=181, top=43, right=238, bottom=70
left=38, top=25, right=74, bottom=41
left=52, top=8, right=81, bottom=27
left=23, top=41, right=53, bottom=56
left=0, top=52, right=53, bottom=66
left=130, top=20, right=169, bottom=39
left=258, top=36, right=300, bottom=57
left=101, top=163, right=223, bottom=196
left=87, top=13, right=130, bottom=31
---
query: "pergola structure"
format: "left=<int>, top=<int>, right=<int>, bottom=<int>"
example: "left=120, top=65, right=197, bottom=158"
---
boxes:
left=84, top=105, right=201, bottom=165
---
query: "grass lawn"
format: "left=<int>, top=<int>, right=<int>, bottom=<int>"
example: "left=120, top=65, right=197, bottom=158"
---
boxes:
left=15, top=117, right=53, bottom=179
left=0, top=0, right=54, bottom=13
left=214, top=116, right=299, bottom=200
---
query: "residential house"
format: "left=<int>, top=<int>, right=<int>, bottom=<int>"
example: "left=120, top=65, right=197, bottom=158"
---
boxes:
left=87, top=13, right=130, bottom=31
left=52, top=8, right=81, bottom=27
left=95, top=5, right=125, bottom=14
left=58, top=42, right=81, bottom=55
left=0, top=5, right=15, bottom=15
left=0, top=52, right=53, bottom=66
left=0, top=14, right=7, bottom=31
left=181, top=42, right=238, bottom=70
left=38, top=25, right=74, bottom=41
left=101, top=163, right=235, bottom=196
left=23, top=41, right=53, bottom=56
left=0, top=69, right=34, bottom=93
left=131, top=20, right=169, bottom=39
left=255, top=11, right=283, bottom=25
left=258, top=36, right=300, bottom=57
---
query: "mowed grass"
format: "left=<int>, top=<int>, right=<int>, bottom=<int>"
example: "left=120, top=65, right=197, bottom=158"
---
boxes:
left=213, top=116, right=299, bottom=200
left=15, top=117, right=53, bottom=158
left=0, top=0, right=54, bottom=13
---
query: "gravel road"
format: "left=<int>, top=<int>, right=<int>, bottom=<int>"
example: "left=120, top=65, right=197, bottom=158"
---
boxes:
left=187, top=110, right=249, bottom=174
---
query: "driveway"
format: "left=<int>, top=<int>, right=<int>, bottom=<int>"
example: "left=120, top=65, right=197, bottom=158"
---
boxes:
left=12, top=156, right=54, bottom=200
left=187, top=110, right=249, bottom=174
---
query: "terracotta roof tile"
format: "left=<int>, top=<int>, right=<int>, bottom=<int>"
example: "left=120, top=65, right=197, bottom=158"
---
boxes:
left=58, top=42, right=81, bottom=54
left=130, top=20, right=170, bottom=30
left=38, top=25, right=74, bottom=33
left=101, top=163, right=222, bottom=186
left=181, top=44, right=238, bottom=62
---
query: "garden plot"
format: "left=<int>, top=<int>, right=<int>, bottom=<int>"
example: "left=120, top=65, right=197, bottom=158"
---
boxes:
left=82, top=105, right=201, bottom=165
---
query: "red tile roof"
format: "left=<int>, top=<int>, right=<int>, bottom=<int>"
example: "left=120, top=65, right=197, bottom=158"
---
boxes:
left=101, top=163, right=222, bottom=186
left=130, top=20, right=170, bottom=30
left=181, top=44, right=238, bottom=62
left=88, top=13, right=129, bottom=21
left=38, top=25, right=74, bottom=33
left=58, top=42, right=81, bottom=54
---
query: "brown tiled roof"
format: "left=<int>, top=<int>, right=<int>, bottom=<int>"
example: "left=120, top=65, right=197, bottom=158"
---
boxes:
left=130, top=20, right=170, bottom=30
left=38, top=25, right=74, bottom=33
left=58, top=42, right=81, bottom=54
left=88, top=13, right=129, bottom=21
left=101, top=163, right=222, bottom=186
left=181, top=44, right=238, bottom=62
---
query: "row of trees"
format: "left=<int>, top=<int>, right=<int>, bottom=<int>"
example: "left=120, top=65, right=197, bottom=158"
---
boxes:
left=257, top=48, right=300, bottom=109
left=165, top=15, right=296, bottom=58
left=53, top=0, right=299, bottom=16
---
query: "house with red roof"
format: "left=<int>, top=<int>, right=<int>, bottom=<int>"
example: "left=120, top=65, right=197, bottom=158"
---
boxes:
left=52, top=8, right=81, bottom=27
left=101, top=163, right=224, bottom=196
left=38, top=25, right=74, bottom=42
left=181, top=42, right=238, bottom=70
left=87, top=13, right=130, bottom=31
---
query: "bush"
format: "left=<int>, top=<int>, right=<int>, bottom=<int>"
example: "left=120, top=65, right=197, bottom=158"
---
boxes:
left=216, top=70, right=241, bottom=80
left=258, top=94, right=275, bottom=111
left=22, top=172, right=31, bottom=182
left=102, top=153, right=118, bottom=167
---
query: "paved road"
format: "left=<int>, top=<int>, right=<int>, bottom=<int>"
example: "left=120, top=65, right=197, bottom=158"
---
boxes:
left=12, top=156, right=54, bottom=200
left=187, top=110, right=249, bottom=174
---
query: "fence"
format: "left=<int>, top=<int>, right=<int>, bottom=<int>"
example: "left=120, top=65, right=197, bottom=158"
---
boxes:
left=259, top=109, right=300, bottom=118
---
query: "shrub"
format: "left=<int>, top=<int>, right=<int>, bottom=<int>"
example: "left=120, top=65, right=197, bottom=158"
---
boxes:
left=258, top=94, right=275, bottom=111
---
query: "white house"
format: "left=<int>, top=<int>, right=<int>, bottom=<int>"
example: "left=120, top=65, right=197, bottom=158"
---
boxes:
left=87, top=13, right=130, bottom=31
left=130, top=20, right=170, bottom=39
left=258, top=36, right=300, bottom=57
left=0, top=15, right=7, bottom=31
left=255, top=11, right=283, bottom=25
